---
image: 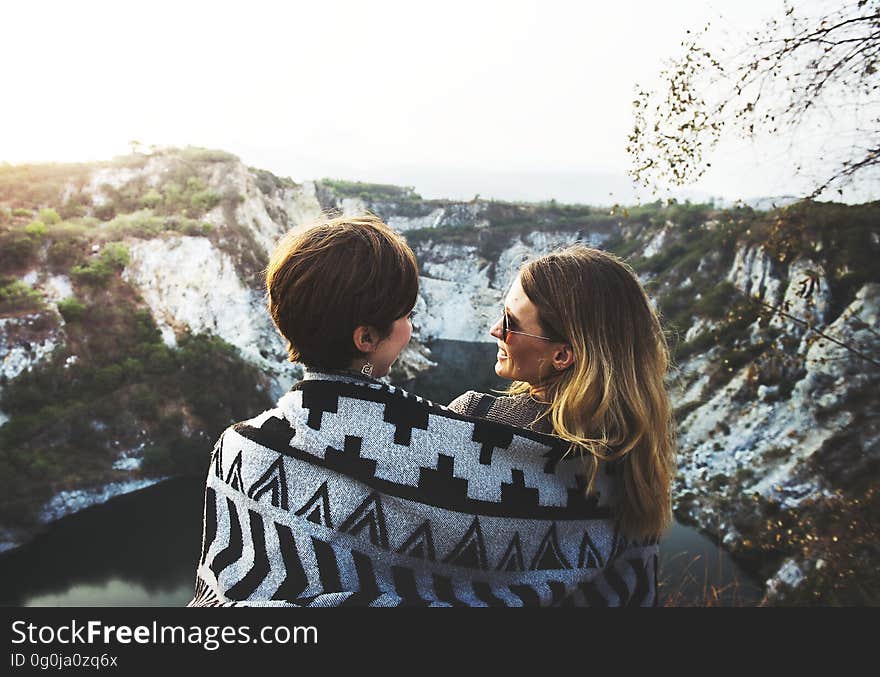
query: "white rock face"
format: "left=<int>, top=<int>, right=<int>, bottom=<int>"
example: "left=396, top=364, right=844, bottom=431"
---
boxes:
left=41, top=275, right=74, bottom=303
left=796, top=282, right=879, bottom=412
left=643, top=226, right=669, bottom=258
left=727, top=245, right=782, bottom=305
left=205, top=163, right=323, bottom=257
left=39, top=478, right=166, bottom=524
left=340, top=197, right=369, bottom=216
left=414, top=243, right=500, bottom=342
left=765, top=558, right=806, bottom=601
left=85, top=157, right=167, bottom=206
left=413, top=231, right=611, bottom=343
left=0, top=273, right=70, bottom=406
left=683, top=317, right=717, bottom=343
left=388, top=208, right=446, bottom=232
left=676, top=283, right=880, bottom=532
left=122, top=235, right=298, bottom=397
left=418, top=277, right=502, bottom=342
left=494, top=231, right=599, bottom=292
left=0, top=315, right=61, bottom=383
left=668, top=350, right=715, bottom=410
left=769, top=259, right=832, bottom=337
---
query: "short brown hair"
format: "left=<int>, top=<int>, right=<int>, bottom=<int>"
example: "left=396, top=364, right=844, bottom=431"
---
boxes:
left=266, top=213, right=419, bottom=369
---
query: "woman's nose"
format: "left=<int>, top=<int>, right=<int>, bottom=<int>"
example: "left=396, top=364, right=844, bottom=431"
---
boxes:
left=489, top=317, right=503, bottom=339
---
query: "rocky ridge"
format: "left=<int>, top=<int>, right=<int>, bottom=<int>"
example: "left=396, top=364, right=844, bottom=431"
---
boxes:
left=1, top=151, right=877, bottom=602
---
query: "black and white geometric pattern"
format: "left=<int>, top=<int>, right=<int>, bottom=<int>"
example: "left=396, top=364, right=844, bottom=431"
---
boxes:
left=189, top=371, right=660, bottom=607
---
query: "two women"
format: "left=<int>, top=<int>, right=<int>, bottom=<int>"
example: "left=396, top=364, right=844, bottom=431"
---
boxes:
left=190, top=213, right=674, bottom=607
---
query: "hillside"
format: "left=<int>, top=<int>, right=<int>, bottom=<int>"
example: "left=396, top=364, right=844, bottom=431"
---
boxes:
left=1, top=147, right=878, bottom=604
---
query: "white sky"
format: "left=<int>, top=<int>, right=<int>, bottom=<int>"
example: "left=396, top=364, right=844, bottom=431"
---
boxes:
left=1, top=0, right=874, bottom=204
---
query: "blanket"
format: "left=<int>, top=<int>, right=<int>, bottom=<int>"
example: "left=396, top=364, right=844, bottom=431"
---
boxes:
left=189, top=371, right=659, bottom=606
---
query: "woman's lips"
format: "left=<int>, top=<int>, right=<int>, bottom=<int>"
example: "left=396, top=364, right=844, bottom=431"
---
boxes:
left=497, top=346, right=508, bottom=360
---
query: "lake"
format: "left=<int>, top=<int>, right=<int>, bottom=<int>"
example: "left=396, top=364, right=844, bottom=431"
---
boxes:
left=0, top=340, right=763, bottom=606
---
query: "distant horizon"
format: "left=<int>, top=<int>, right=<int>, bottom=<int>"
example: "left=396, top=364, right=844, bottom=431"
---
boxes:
left=0, top=146, right=839, bottom=210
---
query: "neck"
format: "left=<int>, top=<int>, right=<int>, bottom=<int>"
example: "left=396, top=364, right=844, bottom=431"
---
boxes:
left=528, top=385, right=550, bottom=403
left=349, top=358, right=376, bottom=378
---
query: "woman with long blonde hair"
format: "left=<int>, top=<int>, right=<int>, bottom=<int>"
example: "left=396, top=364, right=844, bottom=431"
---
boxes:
left=450, top=244, right=676, bottom=543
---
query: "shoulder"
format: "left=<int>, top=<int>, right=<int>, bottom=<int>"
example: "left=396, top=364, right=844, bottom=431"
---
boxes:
left=447, top=390, right=488, bottom=415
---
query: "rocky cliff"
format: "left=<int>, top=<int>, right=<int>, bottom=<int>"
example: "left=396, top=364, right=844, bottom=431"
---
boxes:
left=1, top=149, right=877, bottom=603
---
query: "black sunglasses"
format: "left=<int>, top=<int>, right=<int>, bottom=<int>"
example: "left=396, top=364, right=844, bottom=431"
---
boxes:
left=502, top=309, right=556, bottom=342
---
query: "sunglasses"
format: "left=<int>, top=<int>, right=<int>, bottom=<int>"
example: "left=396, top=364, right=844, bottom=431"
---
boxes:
left=502, top=309, right=556, bottom=342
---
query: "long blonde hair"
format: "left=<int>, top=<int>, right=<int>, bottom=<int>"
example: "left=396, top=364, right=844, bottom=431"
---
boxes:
left=507, top=245, right=676, bottom=541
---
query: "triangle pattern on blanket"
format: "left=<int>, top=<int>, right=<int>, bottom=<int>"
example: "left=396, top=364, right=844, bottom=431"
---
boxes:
left=225, top=450, right=243, bottom=492
left=396, top=520, right=437, bottom=562
left=271, top=522, right=309, bottom=601
left=213, top=437, right=223, bottom=479
left=294, top=481, right=334, bottom=529
left=578, top=530, right=604, bottom=569
left=530, top=523, right=572, bottom=570
left=496, top=531, right=525, bottom=572
left=339, top=492, right=389, bottom=550
left=443, top=516, right=488, bottom=570
left=610, top=523, right=627, bottom=560
left=247, top=455, right=288, bottom=510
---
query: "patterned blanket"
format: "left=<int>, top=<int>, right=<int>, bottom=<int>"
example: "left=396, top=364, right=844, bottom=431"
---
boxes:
left=189, top=371, right=659, bottom=606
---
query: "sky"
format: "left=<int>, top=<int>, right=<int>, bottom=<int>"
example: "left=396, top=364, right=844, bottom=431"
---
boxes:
left=1, top=0, right=875, bottom=205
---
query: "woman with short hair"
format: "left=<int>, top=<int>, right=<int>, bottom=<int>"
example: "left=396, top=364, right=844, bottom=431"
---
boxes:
left=450, top=244, right=676, bottom=544
left=266, top=213, right=419, bottom=378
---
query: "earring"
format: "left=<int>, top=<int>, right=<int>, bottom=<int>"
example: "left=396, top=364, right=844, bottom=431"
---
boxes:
left=361, top=361, right=374, bottom=377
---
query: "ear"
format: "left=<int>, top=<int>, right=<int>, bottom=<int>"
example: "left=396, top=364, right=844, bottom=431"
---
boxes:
left=352, top=325, right=379, bottom=354
left=551, top=344, right=574, bottom=371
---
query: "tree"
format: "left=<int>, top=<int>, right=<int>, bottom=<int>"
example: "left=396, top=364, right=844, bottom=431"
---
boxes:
left=627, top=0, right=880, bottom=199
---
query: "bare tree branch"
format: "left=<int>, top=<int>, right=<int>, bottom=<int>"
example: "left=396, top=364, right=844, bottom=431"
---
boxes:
left=628, top=1, right=880, bottom=198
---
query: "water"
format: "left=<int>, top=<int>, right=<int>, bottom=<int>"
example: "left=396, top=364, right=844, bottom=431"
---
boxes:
left=0, top=339, right=763, bottom=606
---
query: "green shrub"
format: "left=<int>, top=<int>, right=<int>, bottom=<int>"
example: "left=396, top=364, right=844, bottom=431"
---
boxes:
left=101, top=242, right=130, bottom=267
left=92, top=364, right=124, bottom=392
left=190, top=190, right=220, bottom=213
left=12, top=208, right=33, bottom=217
left=162, top=181, right=183, bottom=210
left=140, top=188, right=162, bottom=209
left=693, top=281, right=737, bottom=319
left=47, top=220, right=89, bottom=239
left=25, top=220, right=46, bottom=237
left=94, top=202, right=116, bottom=221
left=129, top=385, right=159, bottom=419
left=57, top=297, right=87, bottom=322
left=0, top=162, right=91, bottom=208
left=60, top=191, right=93, bottom=219
left=121, top=357, right=144, bottom=381
left=320, top=178, right=421, bottom=202
left=179, top=147, right=238, bottom=163
left=105, top=211, right=166, bottom=238
left=71, top=243, right=130, bottom=286
left=676, top=330, right=716, bottom=360
left=0, top=231, right=38, bottom=269
left=174, top=218, right=213, bottom=236
left=133, top=309, right=162, bottom=344
left=0, top=279, right=44, bottom=313
left=47, top=235, right=87, bottom=268
left=38, top=208, right=60, bottom=225
left=142, top=345, right=175, bottom=373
